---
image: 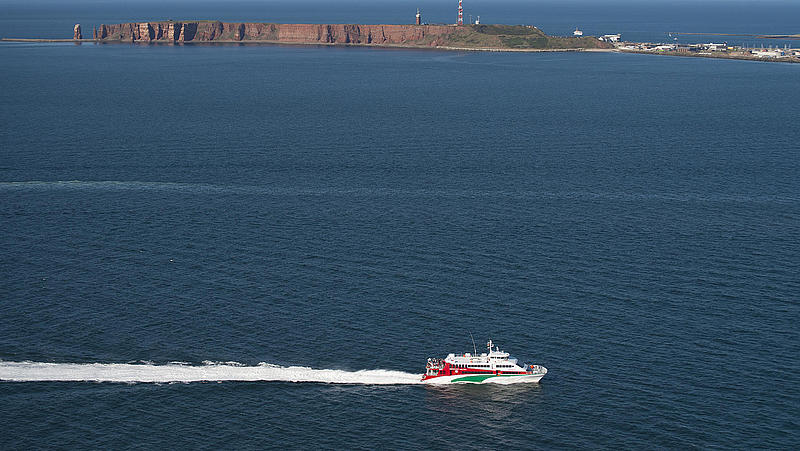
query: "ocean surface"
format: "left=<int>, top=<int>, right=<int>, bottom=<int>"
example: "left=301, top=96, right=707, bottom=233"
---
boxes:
left=1, top=1, right=800, bottom=449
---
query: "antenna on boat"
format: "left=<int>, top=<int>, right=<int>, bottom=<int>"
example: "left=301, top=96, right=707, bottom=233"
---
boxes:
left=469, top=332, right=477, bottom=355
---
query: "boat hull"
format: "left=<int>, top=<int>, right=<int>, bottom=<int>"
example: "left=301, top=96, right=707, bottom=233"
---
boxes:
left=422, top=372, right=546, bottom=385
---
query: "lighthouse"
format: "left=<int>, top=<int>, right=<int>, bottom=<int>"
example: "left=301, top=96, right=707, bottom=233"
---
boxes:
left=458, top=1, right=463, bottom=25
left=416, top=8, right=422, bottom=25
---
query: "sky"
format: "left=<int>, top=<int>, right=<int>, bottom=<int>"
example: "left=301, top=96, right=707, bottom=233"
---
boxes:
left=1, top=0, right=797, bottom=4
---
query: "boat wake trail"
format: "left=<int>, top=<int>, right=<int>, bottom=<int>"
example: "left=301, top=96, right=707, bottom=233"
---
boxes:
left=0, top=361, right=423, bottom=385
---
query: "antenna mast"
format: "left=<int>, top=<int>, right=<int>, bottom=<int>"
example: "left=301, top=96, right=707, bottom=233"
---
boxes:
left=458, top=0, right=463, bottom=25
left=469, top=332, right=477, bottom=355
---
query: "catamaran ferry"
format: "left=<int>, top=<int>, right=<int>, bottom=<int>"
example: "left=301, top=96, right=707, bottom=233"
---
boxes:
left=422, top=339, right=547, bottom=384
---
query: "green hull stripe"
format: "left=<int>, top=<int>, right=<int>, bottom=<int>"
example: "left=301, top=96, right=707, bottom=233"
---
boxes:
left=450, top=374, right=524, bottom=383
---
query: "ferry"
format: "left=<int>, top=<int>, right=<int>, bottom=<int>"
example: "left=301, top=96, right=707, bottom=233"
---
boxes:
left=422, top=339, right=547, bottom=384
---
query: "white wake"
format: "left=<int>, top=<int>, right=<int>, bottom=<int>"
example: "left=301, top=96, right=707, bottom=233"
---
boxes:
left=0, top=361, right=423, bottom=385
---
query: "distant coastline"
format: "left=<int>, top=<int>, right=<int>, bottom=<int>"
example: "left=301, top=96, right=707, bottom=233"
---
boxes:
left=1, top=21, right=610, bottom=52
left=88, top=21, right=612, bottom=51
left=617, top=41, right=800, bottom=64
left=1, top=21, right=797, bottom=63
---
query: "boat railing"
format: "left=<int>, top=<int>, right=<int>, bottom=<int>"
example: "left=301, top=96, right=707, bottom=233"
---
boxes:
left=426, top=358, right=444, bottom=371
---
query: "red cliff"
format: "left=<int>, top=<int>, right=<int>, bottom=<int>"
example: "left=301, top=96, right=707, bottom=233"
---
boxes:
left=93, top=22, right=456, bottom=46
left=91, top=22, right=612, bottom=50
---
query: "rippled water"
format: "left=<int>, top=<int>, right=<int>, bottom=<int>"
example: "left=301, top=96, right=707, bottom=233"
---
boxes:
left=1, top=34, right=799, bottom=448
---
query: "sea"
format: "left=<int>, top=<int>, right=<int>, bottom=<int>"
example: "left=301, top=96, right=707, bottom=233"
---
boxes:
left=1, top=1, right=799, bottom=449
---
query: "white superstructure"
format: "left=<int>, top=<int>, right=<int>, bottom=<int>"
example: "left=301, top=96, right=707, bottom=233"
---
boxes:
left=422, top=339, right=547, bottom=384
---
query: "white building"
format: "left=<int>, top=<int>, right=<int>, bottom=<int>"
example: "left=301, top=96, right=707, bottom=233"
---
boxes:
left=599, top=34, right=621, bottom=42
left=652, top=44, right=676, bottom=51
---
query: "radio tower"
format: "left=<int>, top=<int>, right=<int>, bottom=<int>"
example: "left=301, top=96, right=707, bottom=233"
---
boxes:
left=458, top=0, right=463, bottom=25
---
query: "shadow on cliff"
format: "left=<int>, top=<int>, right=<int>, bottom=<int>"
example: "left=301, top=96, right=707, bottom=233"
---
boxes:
left=182, top=23, right=198, bottom=42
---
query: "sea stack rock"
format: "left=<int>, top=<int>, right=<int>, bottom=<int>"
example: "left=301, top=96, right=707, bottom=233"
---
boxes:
left=73, top=24, right=82, bottom=40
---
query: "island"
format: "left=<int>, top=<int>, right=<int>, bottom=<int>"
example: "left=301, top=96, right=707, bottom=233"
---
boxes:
left=85, top=21, right=612, bottom=51
left=3, top=21, right=797, bottom=63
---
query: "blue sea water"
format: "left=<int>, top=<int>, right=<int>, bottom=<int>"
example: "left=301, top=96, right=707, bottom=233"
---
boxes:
left=2, top=1, right=800, bottom=449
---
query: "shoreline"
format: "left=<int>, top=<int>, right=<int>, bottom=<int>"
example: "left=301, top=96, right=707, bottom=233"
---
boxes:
left=0, top=37, right=611, bottom=53
left=617, top=49, right=800, bottom=64
left=618, top=48, right=800, bottom=64
left=2, top=37, right=796, bottom=63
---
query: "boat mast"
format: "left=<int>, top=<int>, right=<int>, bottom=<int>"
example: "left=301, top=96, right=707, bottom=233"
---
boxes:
left=487, top=339, right=494, bottom=371
left=469, top=332, right=477, bottom=355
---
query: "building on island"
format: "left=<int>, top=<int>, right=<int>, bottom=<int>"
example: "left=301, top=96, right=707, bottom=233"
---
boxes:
left=599, top=34, right=621, bottom=42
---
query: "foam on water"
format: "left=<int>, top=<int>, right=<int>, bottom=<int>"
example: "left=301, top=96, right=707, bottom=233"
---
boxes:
left=0, top=361, right=423, bottom=385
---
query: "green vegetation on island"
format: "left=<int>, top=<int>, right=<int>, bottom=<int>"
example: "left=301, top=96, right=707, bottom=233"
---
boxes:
left=447, top=24, right=611, bottom=50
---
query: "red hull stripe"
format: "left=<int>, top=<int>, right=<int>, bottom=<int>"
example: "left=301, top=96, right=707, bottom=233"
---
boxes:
left=422, top=370, right=528, bottom=380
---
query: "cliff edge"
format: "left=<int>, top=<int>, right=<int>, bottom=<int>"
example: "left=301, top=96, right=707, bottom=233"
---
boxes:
left=92, top=21, right=612, bottom=50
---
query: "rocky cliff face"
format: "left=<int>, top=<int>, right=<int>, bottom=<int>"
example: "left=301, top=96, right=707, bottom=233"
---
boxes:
left=92, top=21, right=455, bottom=46
left=90, top=21, right=613, bottom=50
